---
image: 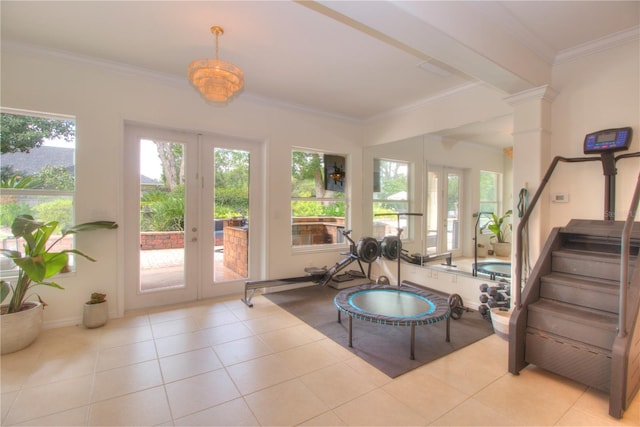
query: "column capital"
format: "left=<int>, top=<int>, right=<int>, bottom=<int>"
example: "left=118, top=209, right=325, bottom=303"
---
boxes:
left=504, top=85, right=558, bottom=106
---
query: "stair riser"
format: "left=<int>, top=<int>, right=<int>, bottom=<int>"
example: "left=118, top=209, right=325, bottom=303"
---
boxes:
left=525, top=332, right=611, bottom=392
left=552, top=254, right=622, bottom=281
left=528, top=309, right=616, bottom=350
left=540, top=281, right=619, bottom=313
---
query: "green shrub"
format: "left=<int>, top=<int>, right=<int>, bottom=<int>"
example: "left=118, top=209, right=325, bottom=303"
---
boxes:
left=32, top=199, right=73, bottom=230
left=214, top=188, right=248, bottom=218
left=0, top=201, right=32, bottom=228
left=141, top=186, right=185, bottom=231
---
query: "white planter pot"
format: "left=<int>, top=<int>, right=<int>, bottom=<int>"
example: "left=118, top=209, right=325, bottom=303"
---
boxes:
left=1, top=301, right=44, bottom=354
left=83, top=301, right=108, bottom=328
left=492, top=242, right=512, bottom=257
left=490, top=307, right=512, bottom=340
left=477, top=245, right=489, bottom=258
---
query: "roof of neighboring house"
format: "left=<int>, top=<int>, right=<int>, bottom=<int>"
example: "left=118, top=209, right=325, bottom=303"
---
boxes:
left=1, top=145, right=74, bottom=175
left=2, top=145, right=163, bottom=185
left=141, top=175, right=162, bottom=186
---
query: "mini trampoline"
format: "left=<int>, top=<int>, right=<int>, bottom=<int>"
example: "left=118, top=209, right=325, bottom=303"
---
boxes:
left=334, top=283, right=451, bottom=359
left=473, top=262, right=512, bottom=280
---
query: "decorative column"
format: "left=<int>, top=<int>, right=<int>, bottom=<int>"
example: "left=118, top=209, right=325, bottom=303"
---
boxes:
left=505, top=85, right=557, bottom=263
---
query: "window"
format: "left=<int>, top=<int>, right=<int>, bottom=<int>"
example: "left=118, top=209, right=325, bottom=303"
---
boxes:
left=479, top=170, right=503, bottom=225
left=291, top=150, right=346, bottom=247
left=426, top=166, right=463, bottom=255
left=0, top=110, right=76, bottom=275
left=372, top=159, right=409, bottom=239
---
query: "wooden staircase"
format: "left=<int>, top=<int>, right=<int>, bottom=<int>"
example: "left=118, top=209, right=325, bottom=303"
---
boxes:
left=509, top=219, right=640, bottom=418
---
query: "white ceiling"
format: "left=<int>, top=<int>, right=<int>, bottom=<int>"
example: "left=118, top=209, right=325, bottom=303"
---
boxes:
left=2, top=1, right=639, bottom=145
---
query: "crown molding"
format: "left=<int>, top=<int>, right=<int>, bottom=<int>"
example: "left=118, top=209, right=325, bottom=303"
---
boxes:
left=3, top=40, right=185, bottom=87
left=555, top=25, right=640, bottom=65
left=365, top=81, right=483, bottom=123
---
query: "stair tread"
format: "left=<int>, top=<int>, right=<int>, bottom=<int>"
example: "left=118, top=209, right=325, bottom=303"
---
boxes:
left=553, top=249, right=636, bottom=262
left=561, top=219, right=640, bottom=241
left=529, top=299, right=618, bottom=329
left=542, top=272, right=620, bottom=294
left=526, top=327, right=613, bottom=355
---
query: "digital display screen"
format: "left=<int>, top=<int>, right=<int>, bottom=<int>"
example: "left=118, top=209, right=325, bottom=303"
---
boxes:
left=584, top=127, right=632, bottom=154
left=596, top=131, right=616, bottom=143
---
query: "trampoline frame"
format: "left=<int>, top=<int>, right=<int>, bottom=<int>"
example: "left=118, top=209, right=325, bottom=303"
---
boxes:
left=334, top=283, right=451, bottom=359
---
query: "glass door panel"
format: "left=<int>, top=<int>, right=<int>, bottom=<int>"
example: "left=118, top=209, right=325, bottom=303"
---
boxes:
left=447, top=172, right=460, bottom=251
left=426, top=170, right=439, bottom=254
left=124, top=126, right=198, bottom=310
left=213, top=148, right=250, bottom=283
left=139, top=139, right=186, bottom=292
left=425, top=166, right=462, bottom=256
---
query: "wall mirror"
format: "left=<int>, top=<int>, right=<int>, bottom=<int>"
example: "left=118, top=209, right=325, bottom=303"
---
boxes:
left=362, top=115, right=514, bottom=279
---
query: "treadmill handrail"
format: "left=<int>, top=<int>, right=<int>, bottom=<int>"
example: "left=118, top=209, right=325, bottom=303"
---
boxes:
left=619, top=170, right=640, bottom=337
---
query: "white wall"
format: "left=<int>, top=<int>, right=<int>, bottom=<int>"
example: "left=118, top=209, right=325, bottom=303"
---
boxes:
left=548, top=40, right=640, bottom=230
left=1, top=45, right=364, bottom=325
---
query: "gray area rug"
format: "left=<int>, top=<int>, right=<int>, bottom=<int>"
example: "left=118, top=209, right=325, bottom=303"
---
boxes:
left=264, top=284, right=494, bottom=378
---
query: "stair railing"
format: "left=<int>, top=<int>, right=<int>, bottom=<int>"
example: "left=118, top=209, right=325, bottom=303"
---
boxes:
left=618, top=170, right=640, bottom=337
left=514, top=156, right=601, bottom=308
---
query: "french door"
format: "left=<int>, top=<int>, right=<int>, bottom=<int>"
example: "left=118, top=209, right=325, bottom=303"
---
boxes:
left=425, top=165, right=463, bottom=256
left=123, top=124, right=263, bottom=310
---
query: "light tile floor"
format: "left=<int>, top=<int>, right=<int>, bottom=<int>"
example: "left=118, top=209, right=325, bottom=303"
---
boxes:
left=2, top=293, right=639, bottom=426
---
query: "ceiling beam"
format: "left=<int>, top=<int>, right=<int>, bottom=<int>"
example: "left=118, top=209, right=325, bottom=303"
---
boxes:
left=303, top=0, right=551, bottom=95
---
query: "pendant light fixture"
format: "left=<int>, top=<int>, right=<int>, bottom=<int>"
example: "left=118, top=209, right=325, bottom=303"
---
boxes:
left=188, top=26, right=244, bottom=104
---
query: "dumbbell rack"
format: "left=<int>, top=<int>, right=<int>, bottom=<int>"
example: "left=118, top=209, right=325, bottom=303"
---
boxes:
left=478, top=280, right=511, bottom=320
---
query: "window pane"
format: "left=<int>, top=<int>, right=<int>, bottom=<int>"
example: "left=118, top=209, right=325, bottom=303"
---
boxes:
left=1, top=113, right=75, bottom=191
left=447, top=173, right=460, bottom=251
left=373, top=159, right=408, bottom=200
left=372, top=201, right=409, bottom=239
left=214, top=148, right=250, bottom=282
left=1, top=111, right=76, bottom=278
left=291, top=150, right=346, bottom=247
left=479, top=170, right=501, bottom=228
left=1, top=194, right=75, bottom=276
left=291, top=201, right=345, bottom=245
left=373, top=159, right=410, bottom=239
left=479, top=170, right=499, bottom=213
left=426, top=170, right=438, bottom=253
left=139, top=139, right=186, bottom=292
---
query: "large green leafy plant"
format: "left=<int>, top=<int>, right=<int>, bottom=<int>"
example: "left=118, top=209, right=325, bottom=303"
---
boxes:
left=0, top=215, right=117, bottom=314
left=483, top=209, right=512, bottom=243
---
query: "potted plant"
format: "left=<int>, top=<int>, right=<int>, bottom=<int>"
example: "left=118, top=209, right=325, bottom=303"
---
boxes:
left=83, top=292, right=108, bottom=328
left=0, top=215, right=117, bottom=354
left=482, top=209, right=512, bottom=257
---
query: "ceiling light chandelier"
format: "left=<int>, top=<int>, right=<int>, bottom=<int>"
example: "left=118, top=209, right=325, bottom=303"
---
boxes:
left=188, top=26, right=244, bottom=104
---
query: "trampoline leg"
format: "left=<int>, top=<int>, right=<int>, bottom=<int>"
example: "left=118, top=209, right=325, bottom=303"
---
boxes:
left=348, top=316, right=353, bottom=347
left=446, top=317, right=451, bottom=342
left=338, top=310, right=341, bottom=324
left=410, top=324, right=415, bottom=360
